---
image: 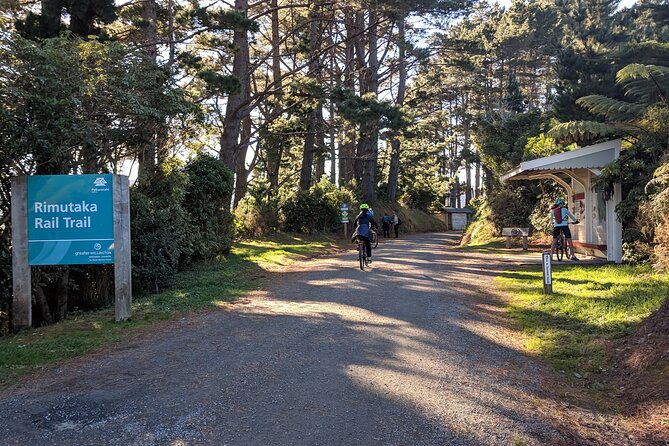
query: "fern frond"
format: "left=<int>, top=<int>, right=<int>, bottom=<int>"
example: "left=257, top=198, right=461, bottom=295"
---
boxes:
left=617, top=64, right=669, bottom=82
left=617, top=64, right=669, bottom=103
left=576, top=95, right=645, bottom=120
left=547, top=121, right=618, bottom=144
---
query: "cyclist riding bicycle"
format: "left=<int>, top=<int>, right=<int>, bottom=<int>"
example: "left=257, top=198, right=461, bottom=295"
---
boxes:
left=352, top=203, right=378, bottom=264
left=550, top=198, right=580, bottom=261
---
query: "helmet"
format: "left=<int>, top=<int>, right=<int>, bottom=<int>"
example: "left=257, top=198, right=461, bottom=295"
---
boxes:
left=360, top=203, right=369, bottom=210
left=555, top=198, right=565, bottom=206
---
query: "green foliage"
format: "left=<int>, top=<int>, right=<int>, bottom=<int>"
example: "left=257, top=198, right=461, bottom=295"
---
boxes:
left=282, top=178, right=356, bottom=233
left=476, top=110, right=543, bottom=176
left=331, top=88, right=407, bottom=132
left=234, top=181, right=282, bottom=236
left=16, top=0, right=116, bottom=39
left=576, top=95, right=645, bottom=121
left=523, top=133, right=575, bottom=160
left=528, top=190, right=560, bottom=236
left=642, top=163, right=669, bottom=270
left=546, top=120, right=618, bottom=144
left=0, top=33, right=194, bottom=329
left=184, top=154, right=234, bottom=258
left=131, top=162, right=196, bottom=293
left=131, top=156, right=235, bottom=292
left=462, top=197, right=498, bottom=245
left=487, top=186, right=536, bottom=230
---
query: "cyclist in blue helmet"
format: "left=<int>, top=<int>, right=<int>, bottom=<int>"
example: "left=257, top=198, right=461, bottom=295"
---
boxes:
left=550, top=198, right=580, bottom=261
left=352, top=204, right=378, bottom=264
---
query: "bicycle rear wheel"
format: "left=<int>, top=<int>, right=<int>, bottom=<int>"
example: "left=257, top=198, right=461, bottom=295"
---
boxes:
left=358, top=244, right=365, bottom=270
left=371, top=231, right=378, bottom=249
left=556, top=234, right=565, bottom=261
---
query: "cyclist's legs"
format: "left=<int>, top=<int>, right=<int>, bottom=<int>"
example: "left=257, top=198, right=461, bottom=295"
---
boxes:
left=551, top=227, right=559, bottom=256
left=365, top=238, right=372, bottom=257
left=562, top=226, right=575, bottom=257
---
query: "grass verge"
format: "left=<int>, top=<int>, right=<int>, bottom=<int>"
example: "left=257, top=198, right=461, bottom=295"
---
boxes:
left=497, top=264, right=669, bottom=379
left=0, top=234, right=343, bottom=388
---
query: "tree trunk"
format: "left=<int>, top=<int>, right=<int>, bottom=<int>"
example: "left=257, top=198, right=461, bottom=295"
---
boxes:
left=264, top=0, right=284, bottom=191
left=56, top=266, right=70, bottom=321
left=483, top=165, right=494, bottom=193
left=300, top=107, right=318, bottom=191
left=220, top=0, right=250, bottom=180
left=360, top=9, right=379, bottom=203
left=136, top=0, right=159, bottom=182
left=475, top=160, right=481, bottom=197
left=465, top=163, right=472, bottom=206
left=33, top=281, right=53, bottom=326
left=387, top=18, right=407, bottom=203
left=463, top=114, right=472, bottom=206
left=299, top=0, right=321, bottom=190
left=233, top=114, right=252, bottom=207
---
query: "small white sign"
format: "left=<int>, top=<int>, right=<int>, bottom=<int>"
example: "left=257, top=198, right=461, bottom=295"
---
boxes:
left=543, top=252, right=552, bottom=285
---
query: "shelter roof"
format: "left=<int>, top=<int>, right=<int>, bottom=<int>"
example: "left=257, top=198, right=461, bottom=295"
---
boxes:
left=501, top=139, right=621, bottom=182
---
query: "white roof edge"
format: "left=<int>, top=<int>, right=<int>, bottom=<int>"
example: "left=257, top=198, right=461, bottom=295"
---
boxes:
left=501, top=139, right=622, bottom=183
left=520, top=139, right=621, bottom=171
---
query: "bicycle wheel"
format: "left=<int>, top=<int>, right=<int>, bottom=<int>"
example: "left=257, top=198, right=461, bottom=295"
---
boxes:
left=556, top=233, right=565, bottom=261
left=358, top=243, right=365, bottom=270
left=371, top=231, right=378, bottom=249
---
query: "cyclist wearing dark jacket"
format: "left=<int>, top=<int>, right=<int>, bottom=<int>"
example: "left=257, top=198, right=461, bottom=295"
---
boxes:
left=353, top=204, right=378, bottom=263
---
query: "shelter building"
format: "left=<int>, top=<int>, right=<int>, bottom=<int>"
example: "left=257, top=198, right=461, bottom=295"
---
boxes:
left=440, top=208, right=474, bottom=231
left=501, top=139, right=623, bottom=263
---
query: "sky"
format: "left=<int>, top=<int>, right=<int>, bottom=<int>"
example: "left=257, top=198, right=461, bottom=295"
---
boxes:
left=498, top=0, right=637, bottom=9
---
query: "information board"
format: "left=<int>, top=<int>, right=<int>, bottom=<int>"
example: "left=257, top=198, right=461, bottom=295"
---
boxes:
left=340, top=203, right=349, bottom=223
left=28, top=175, right=114, bottom=265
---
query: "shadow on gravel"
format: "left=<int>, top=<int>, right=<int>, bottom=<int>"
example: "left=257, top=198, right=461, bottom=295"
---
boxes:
left=0, top=233, right=628, bottom=446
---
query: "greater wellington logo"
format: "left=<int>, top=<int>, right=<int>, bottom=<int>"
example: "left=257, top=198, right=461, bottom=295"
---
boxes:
left=93, top=177, right=107, bottom=187
left=94, top=243, right=102, bottom=251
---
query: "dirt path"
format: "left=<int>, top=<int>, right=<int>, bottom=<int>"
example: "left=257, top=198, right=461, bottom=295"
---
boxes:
left=0, top=233, right=632, bottom=445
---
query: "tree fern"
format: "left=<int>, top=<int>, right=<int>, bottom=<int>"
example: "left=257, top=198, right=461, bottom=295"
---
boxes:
left=547, top=121, right=618, bottom=144
left=616, top=64, right=669, bottom=103
left=576, top=95, right=645, bottom=120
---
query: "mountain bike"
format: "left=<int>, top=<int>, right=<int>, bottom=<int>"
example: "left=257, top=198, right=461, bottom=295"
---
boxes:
left=370, top=228, right=378, bottom=249
left=356, top=237, right=369, bottom=270
left=555, top=229, right=567, bottom=261
left=554, top=221, right=579, bottom=262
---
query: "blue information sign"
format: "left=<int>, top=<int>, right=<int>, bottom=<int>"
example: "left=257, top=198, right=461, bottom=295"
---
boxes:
left=28, top=175, right=114, bottom=265
left=340, top=203, right=349, bottom=223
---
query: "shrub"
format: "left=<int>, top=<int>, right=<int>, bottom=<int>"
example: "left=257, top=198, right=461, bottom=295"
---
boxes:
left=487, top=186, right=536, bottom=231
left=282, top=178, right=356, bottom=233
left=234, top=181, right=281, bottom=237
left=184, top=154, right=234, bottom=258
left=462, top=197, right=498, bottom=244
left=131, top=162, right=196, bottom=293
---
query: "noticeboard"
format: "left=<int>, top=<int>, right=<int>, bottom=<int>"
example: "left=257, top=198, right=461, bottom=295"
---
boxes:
left=27, top=174, right=114, bottom=265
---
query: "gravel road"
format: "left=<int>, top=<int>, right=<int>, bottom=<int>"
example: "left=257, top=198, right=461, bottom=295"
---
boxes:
left=0, top=233, right=631, bottom=445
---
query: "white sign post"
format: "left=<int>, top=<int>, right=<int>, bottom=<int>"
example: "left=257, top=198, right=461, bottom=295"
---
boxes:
left=542, top=251, right=553, bottom=294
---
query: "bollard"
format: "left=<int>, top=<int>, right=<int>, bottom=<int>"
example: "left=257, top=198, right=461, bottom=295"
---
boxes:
left=542, top=251, right=553, bottom=294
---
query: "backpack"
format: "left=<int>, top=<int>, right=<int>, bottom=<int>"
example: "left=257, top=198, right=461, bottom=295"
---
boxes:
left=553, top=207, right=563, bottom=224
